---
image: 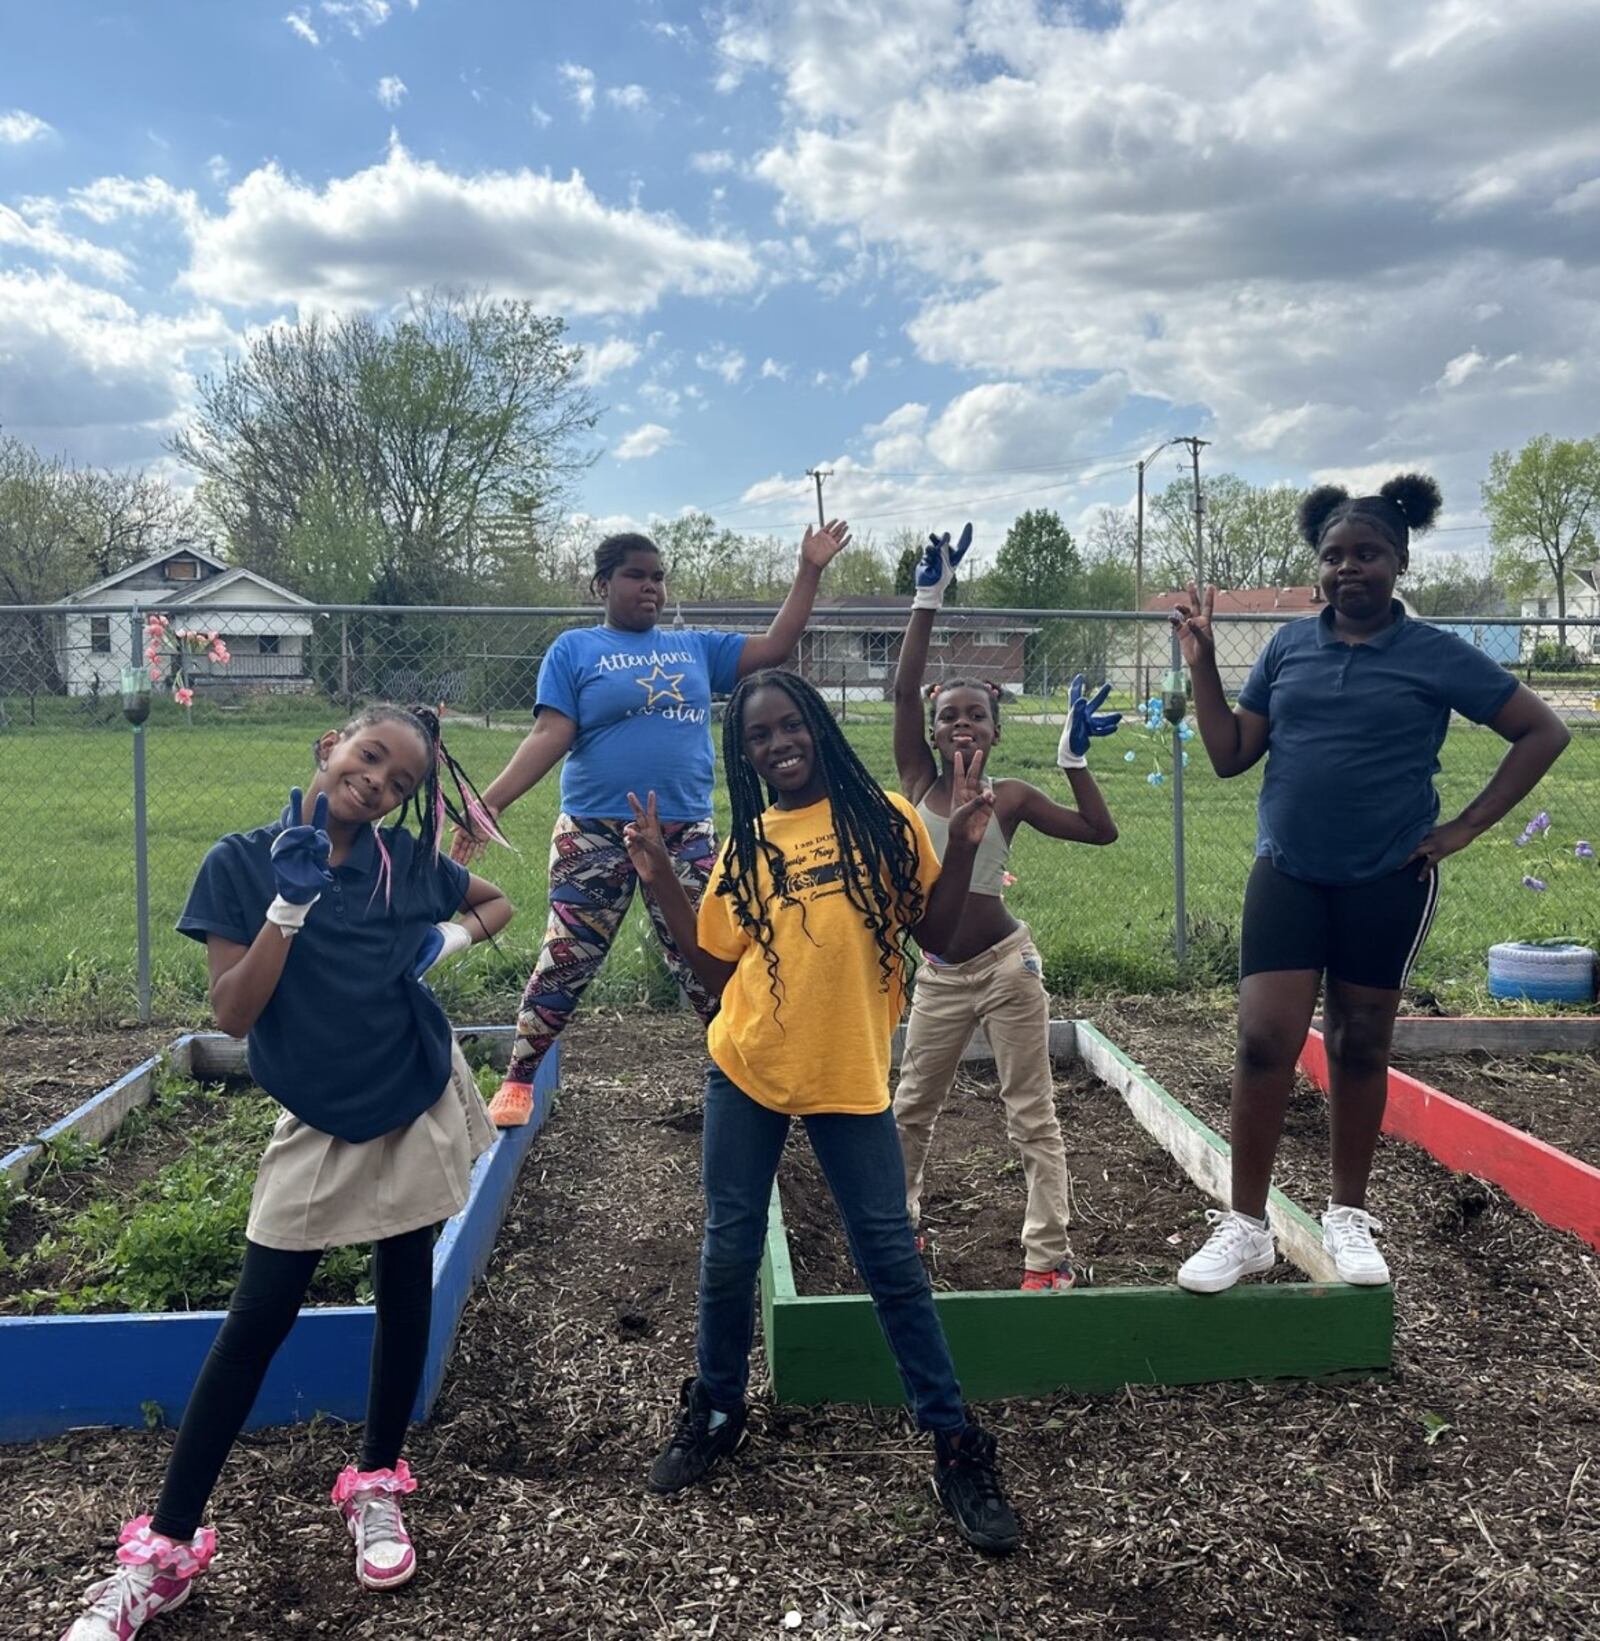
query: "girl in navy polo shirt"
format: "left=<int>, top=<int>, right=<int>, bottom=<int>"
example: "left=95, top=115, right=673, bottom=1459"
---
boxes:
left=1171, top=475, right=1569, bottom=1293
left=454, top=524, right=850, bottom=1127
left=60, top=704, right=514, bottom=1641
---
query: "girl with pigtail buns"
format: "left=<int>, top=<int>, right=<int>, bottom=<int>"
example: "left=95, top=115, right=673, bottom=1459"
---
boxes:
left=1171, top=474, right=1569, bottom=1294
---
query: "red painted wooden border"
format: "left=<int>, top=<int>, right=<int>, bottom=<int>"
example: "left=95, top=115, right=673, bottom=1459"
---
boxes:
left=1299, top=1029, right=1600, bottom=1253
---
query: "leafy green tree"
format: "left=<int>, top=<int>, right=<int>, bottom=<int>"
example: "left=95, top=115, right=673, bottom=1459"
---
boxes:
left=1153, top=474, right=1311, bottom=591
left=1404, top=553, right=1506, bottom=618
left=987, top=509, right=1082, bottom=609
left=1482, top=434, right=1600, bottom=649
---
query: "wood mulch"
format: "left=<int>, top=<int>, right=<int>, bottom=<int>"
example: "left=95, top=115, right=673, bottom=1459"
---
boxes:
left=7, top=1000, right=1600, bottom=1640
left=1399, top=1050, right=1600, bottom=1167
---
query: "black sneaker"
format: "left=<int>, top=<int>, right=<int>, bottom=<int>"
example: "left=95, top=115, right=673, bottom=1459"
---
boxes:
left=646, top=1377, right=748, bottom=1495
left=933, top=1423, right=1021, bottom=1553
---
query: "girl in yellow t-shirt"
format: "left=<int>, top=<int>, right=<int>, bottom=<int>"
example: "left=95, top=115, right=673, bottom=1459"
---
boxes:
left=623, top=668, right=1021, bottom=1555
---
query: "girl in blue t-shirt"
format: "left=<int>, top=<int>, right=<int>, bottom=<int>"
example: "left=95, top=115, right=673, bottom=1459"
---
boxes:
left=454, top=525, right=850, bottom=1126
left=59, top=704, right=514, bottom=1641
left=1170, top=475, right=1569, bottom=1295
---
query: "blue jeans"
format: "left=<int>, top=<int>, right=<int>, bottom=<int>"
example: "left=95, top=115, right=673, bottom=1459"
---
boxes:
left=695, top=1065, right=967, bottom=1431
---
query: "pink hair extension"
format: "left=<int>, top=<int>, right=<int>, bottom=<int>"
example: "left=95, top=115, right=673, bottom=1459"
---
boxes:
left=368, top=823, right=394, bottom=910
left=464, top=793, right=516, bottom=851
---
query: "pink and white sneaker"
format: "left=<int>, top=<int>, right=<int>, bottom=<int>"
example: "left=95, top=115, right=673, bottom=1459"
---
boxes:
left=331, top=1461, right=418, bottom=1590
left=61, top=1517, right=216, bottom=1640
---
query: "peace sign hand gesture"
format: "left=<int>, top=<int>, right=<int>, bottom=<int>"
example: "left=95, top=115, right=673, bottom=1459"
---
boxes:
left=624, top=791, right=674, bottom=888
left=266, top=786, right=333, bottom=933
left=912, top=523, right=974, bottom=611
left=801, top=518, right=852, bottom=570
left=945, top=748, right=996, bottom=849
left=1170, top=581, right=1217, bottom=666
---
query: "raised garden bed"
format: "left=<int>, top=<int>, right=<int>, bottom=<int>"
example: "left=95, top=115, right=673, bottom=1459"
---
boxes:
left=760, top=1021, right=1393, bottom=1406
left=1300, top=1025, right=1600, bottom=1253
left=0, top=1026, right=556, bottom=1442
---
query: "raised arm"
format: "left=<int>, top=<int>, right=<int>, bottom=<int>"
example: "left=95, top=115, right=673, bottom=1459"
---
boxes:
left=623, top=792, right=737, bottom=997
left=1407, top=684, right=1571, bottom=873
left=1171, top=582, right=1269, bottom=777
left=452, top=708, right=577, bottom=862
left=893, top=525, right=972, bottom=797
left=738, top=520, right=850, bottom=675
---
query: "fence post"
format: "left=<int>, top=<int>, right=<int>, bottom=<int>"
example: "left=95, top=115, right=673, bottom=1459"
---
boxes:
left=129, top=607, right=152, bottom=1022
left=1167, top=628, right=1188, bottom=966
left=340, top=615, right=351, bottom=703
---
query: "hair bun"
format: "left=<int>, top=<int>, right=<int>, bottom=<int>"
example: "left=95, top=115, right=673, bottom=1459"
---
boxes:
left=1379, top=472, right=1442, bottom=533
left=1298, top=484, right=1349, bottom=545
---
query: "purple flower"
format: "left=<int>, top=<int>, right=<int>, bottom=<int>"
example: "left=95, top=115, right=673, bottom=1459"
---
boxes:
left=1529, top=811, right=1551, bottom=835
left=1521, top=875, right=1548, bottom=891
left=1577, top=841, right=1595, bottom=860
left=1515, top=834, right=1529, bottom=847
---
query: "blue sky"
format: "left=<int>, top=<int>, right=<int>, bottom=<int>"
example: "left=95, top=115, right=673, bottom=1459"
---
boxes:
left=4, top=0, right=1599, bottom=570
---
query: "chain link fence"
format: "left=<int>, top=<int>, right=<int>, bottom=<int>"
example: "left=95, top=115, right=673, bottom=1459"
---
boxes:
left=3, top=599, right=1596, bottom=1021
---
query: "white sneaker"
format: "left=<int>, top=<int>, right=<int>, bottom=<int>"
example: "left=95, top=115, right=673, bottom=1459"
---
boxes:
left=1322, top=1203, right=1391, bottom=1285
left=1177, top=1209, right=1276, bottom=1293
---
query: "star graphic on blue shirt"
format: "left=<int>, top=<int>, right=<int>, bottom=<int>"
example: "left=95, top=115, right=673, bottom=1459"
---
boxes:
left=637, top=665, right=687, bottom=708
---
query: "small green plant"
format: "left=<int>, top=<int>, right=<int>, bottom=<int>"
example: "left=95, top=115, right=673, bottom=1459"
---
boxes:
left=39, top=1128, right=102, bottom=1176
left=1420, top=1411, right=1453, bottom=1446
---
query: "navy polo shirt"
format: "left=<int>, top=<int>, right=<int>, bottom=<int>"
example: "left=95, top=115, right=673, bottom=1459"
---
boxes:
left=1238, top=602, right=1517, bottom=886
left=178, top=822, right=470, bottom=1143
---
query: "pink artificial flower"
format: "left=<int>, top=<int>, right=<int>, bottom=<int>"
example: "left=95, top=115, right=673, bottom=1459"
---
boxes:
left=1001, top=871, right=1018, bottom=887
left=148, top=665, right=163, bottom=684
left=174, top=686, right=194, bottom=707
left=210, top=641, right=230, bottom=663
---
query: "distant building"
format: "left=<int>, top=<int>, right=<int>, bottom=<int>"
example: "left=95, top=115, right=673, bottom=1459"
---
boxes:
left=1519, top=568, right=1600, bottom=662
left=1138, top=585, right=1330, bottom=693
left=54, top=548, right=316, bottom=696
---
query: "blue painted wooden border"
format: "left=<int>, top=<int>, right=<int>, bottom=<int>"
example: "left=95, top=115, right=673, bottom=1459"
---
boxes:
left=0, top=1027, right=554, bottom=1443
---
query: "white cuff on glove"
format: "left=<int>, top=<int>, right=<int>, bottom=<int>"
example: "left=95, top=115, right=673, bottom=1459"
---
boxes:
left=430, top=920, right=474, bottom=967
left=1056, top=724, right=1086, bottom=770
left=911, top=581, right=948, bottom=611
left=266, top=894, right=318, bottom=934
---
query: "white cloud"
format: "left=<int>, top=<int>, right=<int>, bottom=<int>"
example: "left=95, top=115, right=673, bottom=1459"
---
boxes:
left=615, top=422, right=674, bottom=460
left=848, top=349, right=871, bottom=385
left=376, top=76, right=408, bottom=110
left=0, top=109, right=52, bottom=145
left=1439, top=349, right=1488, bottom=389
left=580, top=336, right=642, bottom=385
left=284, top=9, right=320, bottom=46
left=180, top=141, right=762, bottom=315
left=690, top=150, right=736, bottom=175
left=529, top=100, right=553, bottom=129
left=64, top=175, right=205, bottom=236
left=748, top=0, right=1600, bottom=503
left=207, top=154, right=231, bottom=187
left=649, top=21, right=692, bottom=43
left=322, top=0, right=391, bottom=35
left=760, top=357, right=788, bottom=380
left=560, top=63, right=596, bottom=120
left=695, top=343, right=746, bottom=385
left=0, top=205, right=131, bottom=282
left=607, top=84, right=650, bottom=113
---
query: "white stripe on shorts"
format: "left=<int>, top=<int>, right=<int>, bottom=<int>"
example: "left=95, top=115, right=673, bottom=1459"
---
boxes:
left=1399, top=866, right=1441, bottom=988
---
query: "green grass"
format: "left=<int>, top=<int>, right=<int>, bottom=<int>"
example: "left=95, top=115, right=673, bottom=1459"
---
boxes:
left=1, top=692, right=1596, bottom=1020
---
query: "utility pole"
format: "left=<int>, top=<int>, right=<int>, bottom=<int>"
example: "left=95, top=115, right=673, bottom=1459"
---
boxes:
left=1134, top=438, right=1179, bottom=704
left=1176, top=436, right=1210, bottom=585
left=805, top=466, right=833, bottom=529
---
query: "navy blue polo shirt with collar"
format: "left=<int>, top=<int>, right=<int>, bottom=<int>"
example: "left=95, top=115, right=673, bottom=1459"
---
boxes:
left=1237, top=601, right=1517, bottom=886
left=177, top=820, right=470, bottom=1143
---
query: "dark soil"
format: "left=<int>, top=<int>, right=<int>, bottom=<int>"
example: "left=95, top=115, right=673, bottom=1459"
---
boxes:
left=7, top=1002, right=1600, bottom=1641
left=781, top=1066, right=1221, bottom=1293
left=0, top=1021, right=176, bottom=1160
left=1402, top=1050, right=1600, bottom=1167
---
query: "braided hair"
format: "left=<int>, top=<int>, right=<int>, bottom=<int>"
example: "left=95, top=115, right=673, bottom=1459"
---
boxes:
left=321, top=702, right=501, bottom=886
left=718, top=670, right=929, bottom=1017
left=1298, top=473, right=1442, bottom=573
left=591, top=532, right=661, bottom=595
left=925, top=677, right=1003, bottom=739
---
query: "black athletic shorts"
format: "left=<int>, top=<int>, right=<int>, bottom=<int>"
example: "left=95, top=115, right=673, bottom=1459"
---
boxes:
left=1239, top=855, right=1440, bottom=991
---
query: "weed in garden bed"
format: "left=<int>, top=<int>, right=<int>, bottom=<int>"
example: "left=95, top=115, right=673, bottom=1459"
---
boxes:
left=0, top=1069, right=370, bottom=1315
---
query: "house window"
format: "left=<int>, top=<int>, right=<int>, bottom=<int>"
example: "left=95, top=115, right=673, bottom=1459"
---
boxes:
left=259, top=634, right=280, bottom=655
left=862, top=631, right=894, bottom=677
left=164, top=558, right=200, bottom=581
left=90, top=616, right=111, bottom=654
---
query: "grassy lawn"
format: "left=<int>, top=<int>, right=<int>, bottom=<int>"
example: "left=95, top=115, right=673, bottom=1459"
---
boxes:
left=2, top=693, right=1596, bottom=1020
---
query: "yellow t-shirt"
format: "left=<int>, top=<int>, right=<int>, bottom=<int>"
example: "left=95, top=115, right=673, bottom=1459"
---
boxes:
left=699, top=791, right=942, bottom=1115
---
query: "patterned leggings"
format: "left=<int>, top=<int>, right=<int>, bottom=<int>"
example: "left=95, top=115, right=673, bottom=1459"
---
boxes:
left=502, top=813, right=719, bottom=1090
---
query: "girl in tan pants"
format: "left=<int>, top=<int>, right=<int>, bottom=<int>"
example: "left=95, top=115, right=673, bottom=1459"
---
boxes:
left=893, top=527, right=1121, bottom=1289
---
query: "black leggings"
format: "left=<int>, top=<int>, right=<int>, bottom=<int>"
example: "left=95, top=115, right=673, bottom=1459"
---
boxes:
left=151, top=1227, right=435, bottom=1541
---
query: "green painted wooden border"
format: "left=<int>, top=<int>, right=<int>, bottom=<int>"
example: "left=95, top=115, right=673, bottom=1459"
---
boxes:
left=759, top=1020, right=1393, bottom=1405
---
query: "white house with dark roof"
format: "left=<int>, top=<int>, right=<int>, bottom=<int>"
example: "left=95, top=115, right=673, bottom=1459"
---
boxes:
left=53, top=547, right=317, bottom=696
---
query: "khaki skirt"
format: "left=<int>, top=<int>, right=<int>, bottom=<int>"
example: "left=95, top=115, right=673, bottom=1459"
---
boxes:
left=246, top=1042, right=498, bottom=1251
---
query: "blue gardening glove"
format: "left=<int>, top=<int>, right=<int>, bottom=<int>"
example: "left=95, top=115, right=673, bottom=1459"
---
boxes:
left=912, top=522, right=973, bottom=610
left=266, top=787, right=333, bottom=932
left=412, top=920, right=472, bottom=979
left=1058, top=675, right=1122, bottom=768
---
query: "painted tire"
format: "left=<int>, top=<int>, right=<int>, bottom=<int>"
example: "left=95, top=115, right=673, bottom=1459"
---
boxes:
left=1486, top=941, right=1597, bottom=1004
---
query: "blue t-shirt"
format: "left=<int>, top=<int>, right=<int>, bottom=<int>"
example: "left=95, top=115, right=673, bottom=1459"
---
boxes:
left=537, top=625, right=746, bottom=821
left=177, top=823, right=470, bottom=1143
left=1237, top=603, right=1517, bottom=886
